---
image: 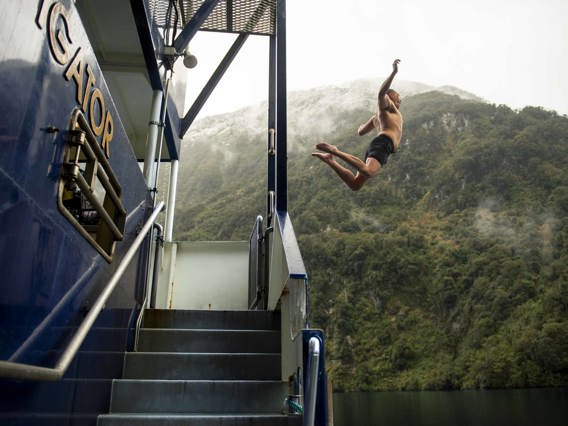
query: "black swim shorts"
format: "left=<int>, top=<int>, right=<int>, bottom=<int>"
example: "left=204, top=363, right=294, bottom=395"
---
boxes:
left=365, top=134, right=395, bottom=166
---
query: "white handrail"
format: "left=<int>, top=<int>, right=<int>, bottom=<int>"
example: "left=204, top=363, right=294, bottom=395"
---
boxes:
left=305, top=336, right=321, bottom=426
left=0, top=202, right=165, bottom=381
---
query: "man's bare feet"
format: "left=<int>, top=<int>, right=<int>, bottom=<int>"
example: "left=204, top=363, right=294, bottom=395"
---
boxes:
left=315, top=142, right=338, bottom=154
left=312, top=152, right=334, bottom=164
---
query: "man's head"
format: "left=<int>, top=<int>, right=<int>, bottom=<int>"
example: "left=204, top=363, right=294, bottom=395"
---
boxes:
left=386, top=89, right=401, bottom=109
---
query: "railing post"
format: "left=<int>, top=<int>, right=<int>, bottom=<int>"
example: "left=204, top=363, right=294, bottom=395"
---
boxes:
left=305, top=336, right=321, bottom=426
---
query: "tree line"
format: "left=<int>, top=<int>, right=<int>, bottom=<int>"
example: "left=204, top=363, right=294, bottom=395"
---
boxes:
left=175, top=91, right=568, bottom=390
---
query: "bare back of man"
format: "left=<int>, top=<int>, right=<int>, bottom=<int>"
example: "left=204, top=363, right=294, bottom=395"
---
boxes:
left=312, top=59, right=403, bottom=191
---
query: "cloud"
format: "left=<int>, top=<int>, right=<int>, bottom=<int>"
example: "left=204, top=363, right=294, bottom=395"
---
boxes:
left=474, top=199, right=558, bottom=257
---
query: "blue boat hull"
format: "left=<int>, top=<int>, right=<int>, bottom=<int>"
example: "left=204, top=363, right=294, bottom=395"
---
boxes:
left=0, top=1, right=151, bottom=423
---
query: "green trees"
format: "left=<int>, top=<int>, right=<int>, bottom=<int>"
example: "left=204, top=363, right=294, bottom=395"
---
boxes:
left=174, top=91, right=568, bottom=391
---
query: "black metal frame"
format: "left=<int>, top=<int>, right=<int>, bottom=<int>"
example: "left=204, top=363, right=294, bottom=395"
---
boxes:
left=131, top=0, right=287, bottom=212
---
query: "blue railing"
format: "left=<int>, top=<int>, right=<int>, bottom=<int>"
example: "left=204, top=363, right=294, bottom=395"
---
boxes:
left=259, top=210, right=329, bottom=425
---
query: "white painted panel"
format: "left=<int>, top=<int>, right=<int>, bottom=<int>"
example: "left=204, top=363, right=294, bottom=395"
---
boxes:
left=167, top=241, right=249, bottom=310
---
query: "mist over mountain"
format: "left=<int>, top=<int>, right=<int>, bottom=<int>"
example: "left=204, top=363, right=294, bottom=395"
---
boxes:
left=175, top=79, right=482, bottom=209
left=184, top=78, right=482, bottom=149
left=172, top=80, right=568, bottom=391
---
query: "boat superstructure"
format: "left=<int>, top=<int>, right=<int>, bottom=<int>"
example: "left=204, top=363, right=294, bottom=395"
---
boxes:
left=0, top=1, right=329, bottom=424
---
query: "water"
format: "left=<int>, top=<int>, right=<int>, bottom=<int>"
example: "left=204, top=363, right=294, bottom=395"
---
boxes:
left=332, top=388, right=568, bottom=426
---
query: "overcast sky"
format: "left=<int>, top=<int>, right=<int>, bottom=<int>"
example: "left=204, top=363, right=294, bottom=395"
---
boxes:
left=185, top=0, right=568, bottom=118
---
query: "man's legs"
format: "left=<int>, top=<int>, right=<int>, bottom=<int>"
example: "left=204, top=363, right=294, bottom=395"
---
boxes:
left=312, top=151, right=378, bottom=191
left=315, top=142, right=380, bottom=177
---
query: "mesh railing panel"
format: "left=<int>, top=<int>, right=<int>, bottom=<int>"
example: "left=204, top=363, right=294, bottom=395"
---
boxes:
left=149, top=0, right=276, bottom=36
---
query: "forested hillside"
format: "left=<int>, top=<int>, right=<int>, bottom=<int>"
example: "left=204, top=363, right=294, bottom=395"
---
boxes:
left=174, top=83, right=568, bottom=391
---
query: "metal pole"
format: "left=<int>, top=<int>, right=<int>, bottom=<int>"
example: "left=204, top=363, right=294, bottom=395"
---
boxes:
left=153, top=71, right=173, bottom=196
left=173, top=0, right=221, bottom=54
left=180, top=33, right=249, bottom=137
left=165, top=159, right=179, bottom=242
left=143, top=90, right=163, bottom=186
left=305, top=336, right=321, bottom=426
left=150, top=223, right=163, bottom=308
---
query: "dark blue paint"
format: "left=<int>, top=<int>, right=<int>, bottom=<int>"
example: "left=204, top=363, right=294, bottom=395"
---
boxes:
left=267, top=35, right=276, bottom=197
left=173, top=0, right=221, bottom=53
left=0, top=1, right=151, bottom=423
left=276, top=0, right=288, bottom=212
left=129, top=0, right=163, bottom=90
left=165, top=95, right=182, bottom=160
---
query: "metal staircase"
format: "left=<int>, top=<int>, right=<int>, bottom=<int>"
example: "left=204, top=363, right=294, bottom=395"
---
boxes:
left=97, top=309, right=302, bottom=425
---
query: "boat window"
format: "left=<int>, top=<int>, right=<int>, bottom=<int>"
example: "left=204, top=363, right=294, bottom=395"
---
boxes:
left=57, top=110, right=126, bottom=262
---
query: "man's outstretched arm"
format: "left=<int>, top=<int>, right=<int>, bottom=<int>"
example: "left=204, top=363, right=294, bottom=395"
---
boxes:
left=358, top=115, right=377, bottom=136
left=378, top=59, right=400, bottom=107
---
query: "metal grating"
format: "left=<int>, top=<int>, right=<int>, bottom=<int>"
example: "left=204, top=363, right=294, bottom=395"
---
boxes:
left=148, top=0, right=276, bottom=36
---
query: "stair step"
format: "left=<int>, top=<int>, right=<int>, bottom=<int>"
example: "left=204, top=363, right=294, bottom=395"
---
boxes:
left=0, top=412, right=96, bottom=426
left=0, top=326, right=128, bottom=354
left=14, top=349, right=125, bottom=379
left=97, top=413, right=302, bottom=425
left=123, top=353, right=281, bottom=380
left=0, top=378, right=112, bottom=414
left=143, top=309, right=280, bottom=331
left=137, top=329, right=280, bottom=353
left=94, top=309, right=300, bottom=425
left=109, top=380, right=288, bottom=413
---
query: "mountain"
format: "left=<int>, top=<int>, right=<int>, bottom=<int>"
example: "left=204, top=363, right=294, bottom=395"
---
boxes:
left=173, top=79, right=482, bottom=211
left=183, top=78, right=482, bottom=148
left=172, top=81, right=568, bottom=391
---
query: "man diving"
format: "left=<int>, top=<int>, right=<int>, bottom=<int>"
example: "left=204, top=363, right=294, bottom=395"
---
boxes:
left=312, top=59, right=403, bottom=191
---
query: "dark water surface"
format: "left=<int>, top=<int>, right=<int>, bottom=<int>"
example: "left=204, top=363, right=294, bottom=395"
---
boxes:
left=332, top=388, right=568, bottom=426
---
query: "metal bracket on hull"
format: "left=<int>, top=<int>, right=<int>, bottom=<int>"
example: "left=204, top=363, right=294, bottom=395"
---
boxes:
left=57, top=110, right=127, bottom=262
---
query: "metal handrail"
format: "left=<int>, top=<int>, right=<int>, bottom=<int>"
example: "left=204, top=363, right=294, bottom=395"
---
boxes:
left=150, top=223, right=164, bottom=308
left=248, top=215, right=263, bottom=309
left=134, top=222, right=164, bottom=351
left=305, top=336, right=321, bottom=426
left=0, top=201, right=165, bottom=381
